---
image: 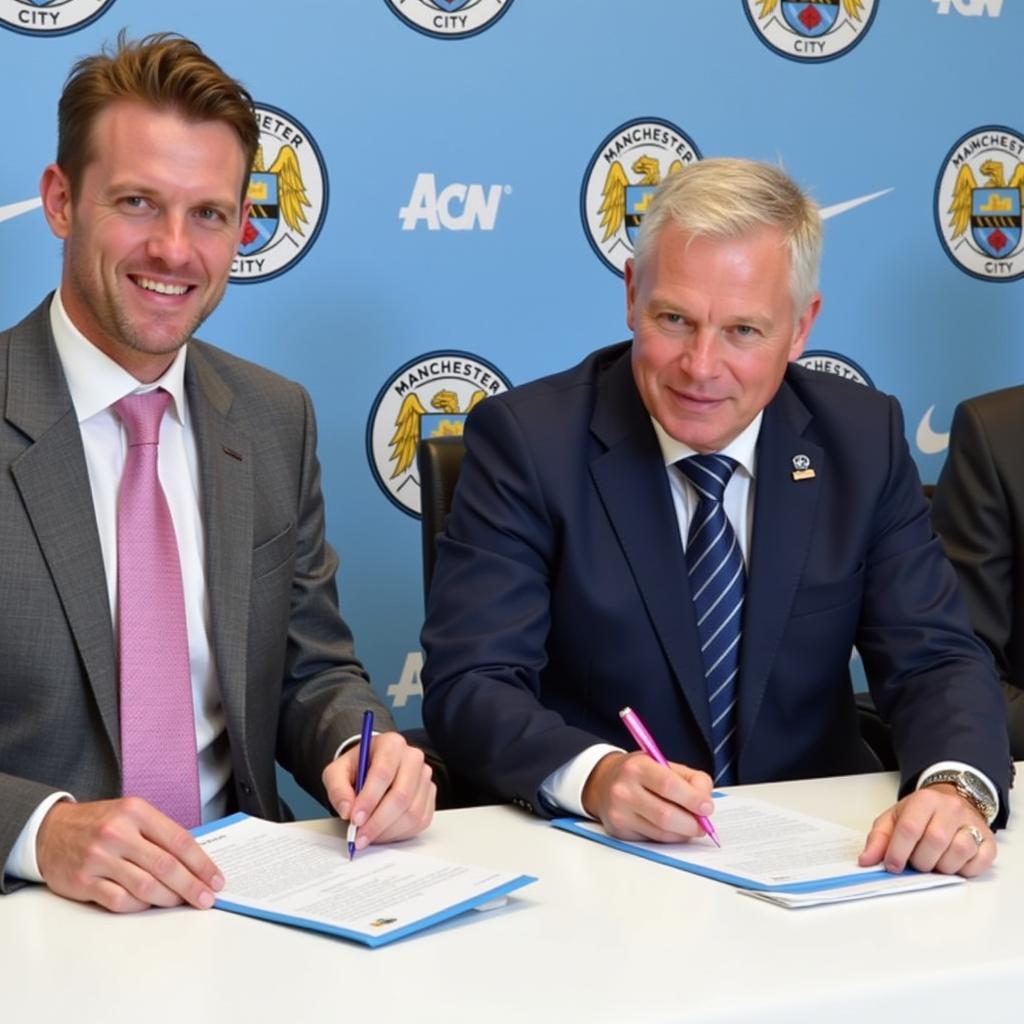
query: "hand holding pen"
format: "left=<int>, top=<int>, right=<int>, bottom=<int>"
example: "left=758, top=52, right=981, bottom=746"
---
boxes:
left=323, top=724, right=435, bottom=853
left=611, top=706, right=720, bottom=847
left=347, top=710, right=374, bottom=859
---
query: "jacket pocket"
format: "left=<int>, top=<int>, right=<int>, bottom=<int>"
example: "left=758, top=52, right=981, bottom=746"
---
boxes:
left=251, top=521, right=295, bottom=580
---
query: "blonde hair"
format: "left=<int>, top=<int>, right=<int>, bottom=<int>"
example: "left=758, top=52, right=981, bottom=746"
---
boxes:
left=57, top=30, right=259, bottom=204
left=633, top=158, right=822, bottom=311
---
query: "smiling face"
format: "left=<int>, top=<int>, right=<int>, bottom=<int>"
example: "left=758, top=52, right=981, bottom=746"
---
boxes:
left=41, top=100, right=250, bottom=382
left=626, top=222, right=820, bottom=453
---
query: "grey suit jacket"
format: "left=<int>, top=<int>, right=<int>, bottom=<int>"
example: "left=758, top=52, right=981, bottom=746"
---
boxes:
left=0, top=298, right=392, bottom=887
left=932, top=386, right=1024, bottom=758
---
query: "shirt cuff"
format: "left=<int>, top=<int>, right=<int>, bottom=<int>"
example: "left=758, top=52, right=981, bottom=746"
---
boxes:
left=915, top=760, right=999, bottom=825
left=333, top=731, right=380, bottom=761
left=539, top=744, right=624, bottom=818
left=4, top=792, right=74, bottom=883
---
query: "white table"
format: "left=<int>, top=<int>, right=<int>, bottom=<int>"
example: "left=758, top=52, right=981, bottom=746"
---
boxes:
left=3, top=771, right=1021, bottom=1023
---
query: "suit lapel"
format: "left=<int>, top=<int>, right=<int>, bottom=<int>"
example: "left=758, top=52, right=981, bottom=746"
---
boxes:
left=6, top=301, right=120, bottom=755
left=737, top=379, right=821, bottom=762
left=184, top=346, right=254, bottom=776
left=588, top=352, right=713, bottom=747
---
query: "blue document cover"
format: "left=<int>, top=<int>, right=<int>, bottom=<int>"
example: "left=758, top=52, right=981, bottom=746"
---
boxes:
left=193, top=813, right=536, bottom=947
left=551, top=817, right=888, bottom=894
left=548, top=793, right=964, bottom=906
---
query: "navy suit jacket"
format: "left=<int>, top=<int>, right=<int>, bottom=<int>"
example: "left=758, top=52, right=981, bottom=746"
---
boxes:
left=421, top=343, right=1010, bottom=819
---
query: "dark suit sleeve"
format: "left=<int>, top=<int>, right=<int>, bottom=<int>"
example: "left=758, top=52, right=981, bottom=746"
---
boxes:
left=854, top=396, right=1011, bottom=820
left=272, top=386, right=396, bottom=807
left=932, top=399, right=1024, bottom=759
left=420, top=397, right=606, bottom=810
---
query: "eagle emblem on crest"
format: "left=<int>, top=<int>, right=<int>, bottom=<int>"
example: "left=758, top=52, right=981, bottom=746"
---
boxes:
left=367, top=351, right=512, bottom=517
left=241, top=144, right=312, bottom=255
left=598, top=155, right=685, bottom=245
left=948, top=158, right=1024, bottom=258
left=388, top=388, right=488, bottom=478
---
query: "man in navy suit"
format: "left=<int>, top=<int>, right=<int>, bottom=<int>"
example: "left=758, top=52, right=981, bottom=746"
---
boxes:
left=422, top=158, right=1010, bottom=877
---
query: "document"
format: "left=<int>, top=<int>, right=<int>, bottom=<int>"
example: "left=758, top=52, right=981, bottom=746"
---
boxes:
left=552, top=794, right=963, bottom=908
left=193, top=813, right=536, bottom=946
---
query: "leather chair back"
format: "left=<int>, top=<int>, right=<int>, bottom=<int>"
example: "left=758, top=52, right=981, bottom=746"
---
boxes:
left=417, top=436, right=466, bottom=602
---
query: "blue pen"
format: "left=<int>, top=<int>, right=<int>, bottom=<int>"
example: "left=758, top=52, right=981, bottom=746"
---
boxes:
left=347, top=709, right=374, bottom=859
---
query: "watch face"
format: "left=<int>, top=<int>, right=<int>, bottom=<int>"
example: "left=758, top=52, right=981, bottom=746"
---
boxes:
left=923, top=770, right=996, bottom=821
left=959, top=772, right=995, bottom=816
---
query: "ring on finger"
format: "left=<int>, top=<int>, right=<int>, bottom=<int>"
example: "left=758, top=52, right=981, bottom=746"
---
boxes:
left=959, top=824, right=984, bottom=849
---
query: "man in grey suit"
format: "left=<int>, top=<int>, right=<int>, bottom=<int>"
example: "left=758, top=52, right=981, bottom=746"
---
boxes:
left=0, top=33, right=434, bottom=913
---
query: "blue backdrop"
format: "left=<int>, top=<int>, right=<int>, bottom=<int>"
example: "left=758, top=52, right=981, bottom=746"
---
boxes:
left=2, top=0, right=1020, bottom=817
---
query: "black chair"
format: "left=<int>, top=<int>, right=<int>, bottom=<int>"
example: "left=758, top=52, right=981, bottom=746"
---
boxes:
left=415, top=434, right=899, bottom=779
left=855, top=692, right=897, bottom=771
left=418, top=436, right=467, bottom=604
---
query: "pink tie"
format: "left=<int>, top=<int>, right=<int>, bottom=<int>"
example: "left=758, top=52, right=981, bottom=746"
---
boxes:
left=114, top=390, right=200, bottom=829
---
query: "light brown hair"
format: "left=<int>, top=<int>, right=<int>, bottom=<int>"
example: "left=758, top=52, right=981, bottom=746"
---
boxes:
left=57, top=30, right=259, bottom=205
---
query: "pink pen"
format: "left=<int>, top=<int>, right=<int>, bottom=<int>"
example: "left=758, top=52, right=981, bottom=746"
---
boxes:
left=618, top=706, right=721, bottom=848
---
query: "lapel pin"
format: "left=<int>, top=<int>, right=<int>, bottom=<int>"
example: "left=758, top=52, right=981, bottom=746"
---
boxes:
left=791, top=453, right=815, bottom=481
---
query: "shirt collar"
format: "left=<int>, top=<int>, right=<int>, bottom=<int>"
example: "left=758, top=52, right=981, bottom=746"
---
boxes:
left=49, top=288, right=189, bottom=425
left=650, top=410, right=763, bottom=480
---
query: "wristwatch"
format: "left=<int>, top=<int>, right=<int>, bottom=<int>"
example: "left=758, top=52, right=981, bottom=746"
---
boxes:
left=920, top=769, right=997, bottom=825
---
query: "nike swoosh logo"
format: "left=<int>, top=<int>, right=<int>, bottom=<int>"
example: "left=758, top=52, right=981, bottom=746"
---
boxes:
left=0, top=197, right=42, bottom=224
left=820, top=188, right=893, bottom=221
left=916, top=404, right=950, bottom=455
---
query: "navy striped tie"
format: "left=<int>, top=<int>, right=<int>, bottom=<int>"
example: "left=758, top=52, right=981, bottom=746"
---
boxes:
left=677, top=454, right=744, bottom=786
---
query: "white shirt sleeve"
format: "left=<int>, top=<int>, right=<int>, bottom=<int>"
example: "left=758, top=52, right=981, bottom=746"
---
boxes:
left=539, top=744, right=624, bottom=817
left=4, top=792, right=74, bottom=883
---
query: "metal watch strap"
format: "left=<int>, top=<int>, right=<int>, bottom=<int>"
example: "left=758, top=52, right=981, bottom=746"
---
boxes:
left=920, top=770, right=996, bottom=825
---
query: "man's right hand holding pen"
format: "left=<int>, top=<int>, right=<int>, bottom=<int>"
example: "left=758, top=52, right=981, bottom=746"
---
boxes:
left=581, top=751, right=717, bottom=844
left=579, top=706, right=720, bottom=846
left=322, top=731, right=436, bottom=853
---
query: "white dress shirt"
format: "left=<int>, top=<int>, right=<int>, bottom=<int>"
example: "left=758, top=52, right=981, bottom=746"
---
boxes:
left=5, top=291, right=232, bottom=882
left=539, top=413, right=998, bottom=822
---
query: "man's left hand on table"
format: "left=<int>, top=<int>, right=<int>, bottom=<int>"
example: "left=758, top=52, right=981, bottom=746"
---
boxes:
left=859, top=783, right=995, bottom=878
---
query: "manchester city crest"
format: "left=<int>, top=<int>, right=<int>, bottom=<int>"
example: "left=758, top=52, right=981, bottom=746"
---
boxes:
left=0, top=0, right=118, bottom=35
left=796, top=350, right=874, bottom=387
left=935, top=126, right=1024, bottom=282
left=383, top=0, right=513, bottom=40
left=367, top=351, right=512, bottom=517
left=581, top=118, right=701, bottom=277
left=743, top=0, right=878, bottom=63
left=231, top=104, right=329, bottom=284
